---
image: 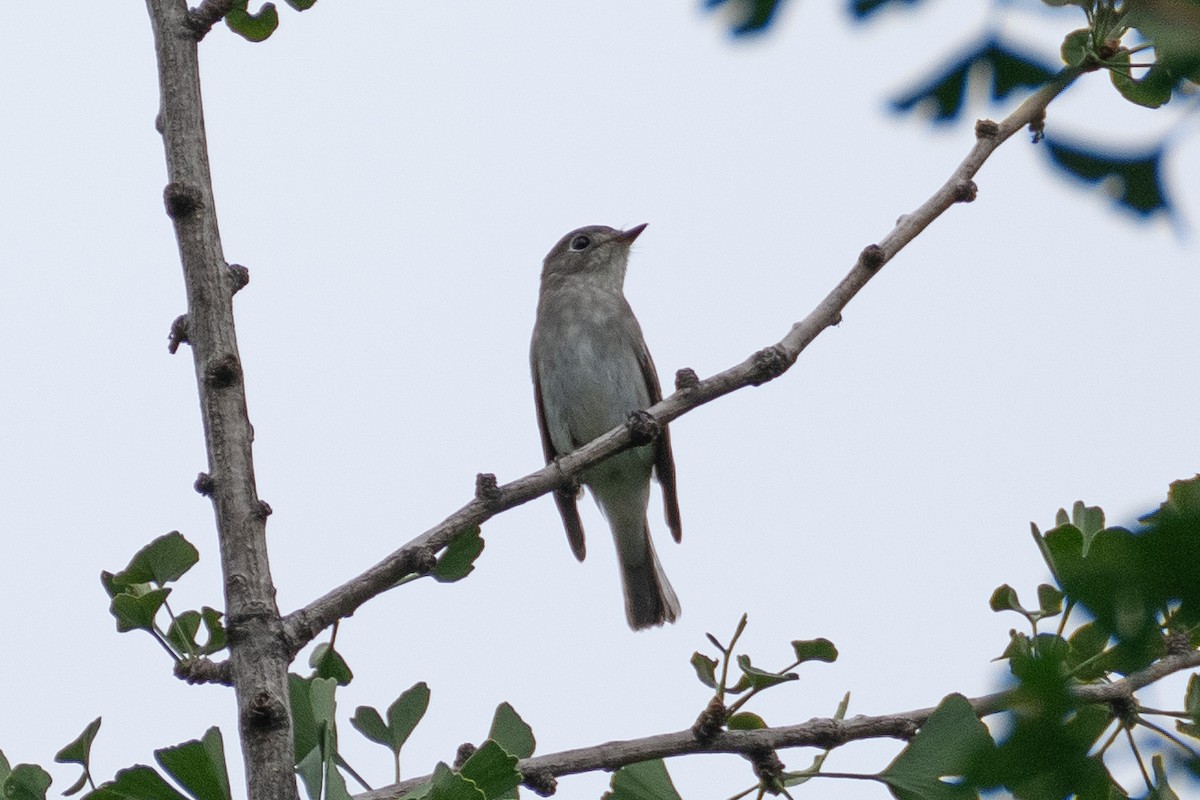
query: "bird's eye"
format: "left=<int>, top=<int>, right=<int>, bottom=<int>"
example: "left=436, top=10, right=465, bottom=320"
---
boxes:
left=569, top=234, right=591, bottom=251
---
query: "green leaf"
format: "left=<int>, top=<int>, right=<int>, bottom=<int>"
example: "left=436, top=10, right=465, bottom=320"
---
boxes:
left=791, top=638, right=837, bottom=664
left=1066, top=621, right=1111, bottom=680
left=726, top=712, right=767, bottom=730
left=980, top=639, right=1117, bottom=799
left=459, top=741, right=520, bottom=799
left=1187, top=673, right=1200, bottom=719
left=56, top=717, right=102, bottom=796
left=108, top=532, right=199, bottom=588
left=321, top=753, right=352, bottom=800
left=289, top=674, right=321, bottom=767
left=989, top=584, right=1026, bottom=614
left=1070, top=502, right=1106, bottom=550
left=110, top=587, right=171, bottom=633
left=426, top=763, right=484, bottom=800
left=1036, top=584, right=1063, bottom=616
left=224, top=0, right=279, bottom=43
left=387, top=683, right=432, bottom=751
left=166, top=609, right=227, bottom=656
left=1109, top=49, right=1175, bottom=109
left=309, top=642, right=354, bottom=686
left=892, top=37, right=1056, bottom=123
left=735, top=655, right=798, bottom=691
left=350, top=706, right=390, bottom=749
left=1043, top=136, right=1170, bottom=217
left=283, top=0, right=316, bottom=8
left=880, top=694, right=994, bottom=800
left=309, top=677, right=337, bottom=731
left=294, top=746, right=324, bottom=800
left=86, top=766, right=189, bottom=800
left=988, top=40, right=1058, bottom=99
left=1149, top=754, right=1180, bottom=800
left=56, top=717, right=102, bottom=766
left=604, top=759, right=682, bottom=800
left=1061, top=28, right=1092, bottom=67
left=433, top=528, right=485, bottom=583
left=488, top=702, right=535, bottom=759
left=690, top=652, right=718, bottom=688
left=4, top=763, right=53, bottom=800
left=155, top=728, right=231, bottom=800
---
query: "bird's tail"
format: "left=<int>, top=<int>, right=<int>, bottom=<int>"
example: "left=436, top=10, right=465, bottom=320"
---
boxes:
left=617, top=520, right=681, bottom=630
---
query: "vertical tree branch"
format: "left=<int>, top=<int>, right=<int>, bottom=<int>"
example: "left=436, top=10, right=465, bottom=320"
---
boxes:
left=144, top=2, right=296, bottom=798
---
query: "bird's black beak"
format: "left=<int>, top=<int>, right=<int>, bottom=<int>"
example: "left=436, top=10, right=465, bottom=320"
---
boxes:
left=617, top=223, right=648, bottom=243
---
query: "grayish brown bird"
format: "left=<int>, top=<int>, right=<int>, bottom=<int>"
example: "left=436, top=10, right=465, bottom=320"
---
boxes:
left=530, top=224, right=682, bottom=630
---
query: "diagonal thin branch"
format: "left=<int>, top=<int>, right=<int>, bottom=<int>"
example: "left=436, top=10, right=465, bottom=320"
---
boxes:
left=359, top=647, right=1200, bottom=800
left=279, top=67, right=1084, bottom=657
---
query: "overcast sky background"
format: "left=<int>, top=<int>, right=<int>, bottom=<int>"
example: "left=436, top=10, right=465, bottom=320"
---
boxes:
left=2, top=1, right=1198, bottom=798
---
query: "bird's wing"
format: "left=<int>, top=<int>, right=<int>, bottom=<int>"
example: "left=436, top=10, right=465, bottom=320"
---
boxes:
left=636, top=342, right=682, bottom=543
left=533, top=360, right=587, bottom=561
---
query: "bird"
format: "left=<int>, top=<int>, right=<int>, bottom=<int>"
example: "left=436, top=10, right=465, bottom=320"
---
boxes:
left=530, top=223, right=682, bottom=630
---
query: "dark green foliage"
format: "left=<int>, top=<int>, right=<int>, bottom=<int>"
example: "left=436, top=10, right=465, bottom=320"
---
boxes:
left=891, top=38, right=1058, bottom=122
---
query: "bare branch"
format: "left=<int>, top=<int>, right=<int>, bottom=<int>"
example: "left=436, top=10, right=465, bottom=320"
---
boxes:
left=281, top=68, right=1084, bottom=655
left=145, top=1, right=295, bottom=798
left=359, top=648, right=1200, bottom=800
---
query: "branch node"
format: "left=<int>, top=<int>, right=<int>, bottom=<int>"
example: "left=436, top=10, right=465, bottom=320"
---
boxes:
left=954, top=180, right=978, bottom=204
left=974, top=119, right=1000, bottom=139
left=522, top=768, right=558, bottom=797
left=747, top=746, right=786, bottom=792
left=412, top=547, right=438, bottom=576
left=194, top=472, right=215, bottom=496
left=454, top=743, right=476, bottom=769
left=168, top=314, right=190, bottom=354
left=257, top=500, right=273, bottom=520
left=692, top=696, right=728, bottom=741
left=749, top=346, right=790, bottom=387
left=1165, top=630, right=1192, bottom=656
left=1029, top=109, right=1046, bottom=144
left=1110, top=694, right=1138, bottom=726
left=185, top=0, right=237, bottom=39
left=627, top=409, right=661, bottom=446
left=175, top=657, right=233, bottom=686
left=675, top=367, right=700, bottom=392
left=206, top=354, right=242, bottom=389
left=245, top=690, right=289, bottom=731
left=475, top=473, right=501, bottom=508
left=163, top=182, right=202, bottom=219
left=858, top=244, right=886, bottom=271
left=227, top=263, right=250, bottom=295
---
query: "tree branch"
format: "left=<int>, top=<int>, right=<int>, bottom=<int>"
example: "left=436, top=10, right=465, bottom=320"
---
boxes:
left=144, top=1, right=295, bottom=798
left=280, top=67, right=1084, bottom=656
left=359, top=648, right=1200, bottom=800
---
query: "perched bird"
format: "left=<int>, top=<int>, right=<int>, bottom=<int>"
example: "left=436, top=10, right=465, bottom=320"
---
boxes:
left=530, top=224, right=682, bottom=630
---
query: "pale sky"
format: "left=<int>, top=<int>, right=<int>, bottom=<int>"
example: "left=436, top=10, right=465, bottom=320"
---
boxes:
left=2, top=1, right=1198, bottom=799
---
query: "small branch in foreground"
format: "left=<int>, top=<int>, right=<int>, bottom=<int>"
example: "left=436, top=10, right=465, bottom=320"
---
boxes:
left=358, top=649, right=1200, bottom=800
left=280, top=66, right=1084, bottom=657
